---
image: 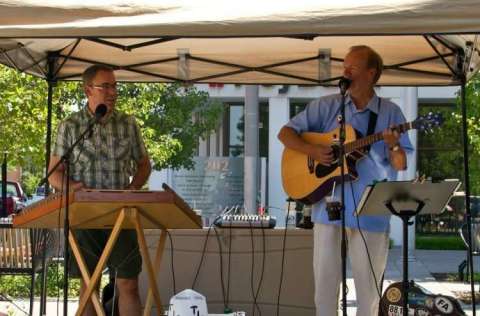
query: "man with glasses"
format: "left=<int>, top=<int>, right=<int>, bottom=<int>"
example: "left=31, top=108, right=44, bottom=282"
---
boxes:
left=48, top=64, right=151, bottom=316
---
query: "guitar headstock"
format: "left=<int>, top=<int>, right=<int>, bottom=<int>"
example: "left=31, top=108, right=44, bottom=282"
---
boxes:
left=413, top=112, right=444, bottom=133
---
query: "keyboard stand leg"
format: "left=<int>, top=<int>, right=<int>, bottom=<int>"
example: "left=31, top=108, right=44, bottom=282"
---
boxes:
left=76, top=208, right=127, bottom=316
left=128, top=208, right=164, bottom=316
left=69, top=230, right=105, bottom=316
left=143, top=228, right=167, bottom=316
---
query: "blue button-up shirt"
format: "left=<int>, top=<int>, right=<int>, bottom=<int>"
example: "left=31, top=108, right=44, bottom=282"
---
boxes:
left=286, top=93, right=413, bottom=233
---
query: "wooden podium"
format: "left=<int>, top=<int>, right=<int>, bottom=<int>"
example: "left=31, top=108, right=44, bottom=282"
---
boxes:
left=13, top=184, right=201, bottom=316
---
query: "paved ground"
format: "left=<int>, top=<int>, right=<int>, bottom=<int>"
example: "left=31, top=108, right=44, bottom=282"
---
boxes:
left=352, top=248, right=480, bottom=315
left=1, top=248, right=479, bottom=315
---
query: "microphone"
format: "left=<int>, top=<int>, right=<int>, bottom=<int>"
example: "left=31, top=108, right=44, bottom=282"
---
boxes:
left=94, top=104, right=107, bottom=121
left=338, top=77, right=351, bottom=95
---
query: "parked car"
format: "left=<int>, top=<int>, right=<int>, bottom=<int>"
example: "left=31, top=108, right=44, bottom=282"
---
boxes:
left=0, top=195, right=15, bottom=216
left=0, top=181, right=27, bottom=214
left=27, top=185, right=47, bottom=205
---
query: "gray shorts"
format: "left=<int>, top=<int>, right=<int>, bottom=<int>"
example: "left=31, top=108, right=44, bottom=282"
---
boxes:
left=69, top=229, right=142, bottom=279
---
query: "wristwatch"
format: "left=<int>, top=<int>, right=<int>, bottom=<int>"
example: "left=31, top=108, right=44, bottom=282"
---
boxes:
left=389, top=144, right=401, bottom=152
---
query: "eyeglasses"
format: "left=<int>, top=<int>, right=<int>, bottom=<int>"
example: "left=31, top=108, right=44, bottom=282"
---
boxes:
left=89, top=83, right=118, bottom=91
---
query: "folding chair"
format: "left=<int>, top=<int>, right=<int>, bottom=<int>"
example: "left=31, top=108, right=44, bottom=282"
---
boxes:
left=458, top=218, right=480, bottom=281
left=0, top=217, right=56, bottom=316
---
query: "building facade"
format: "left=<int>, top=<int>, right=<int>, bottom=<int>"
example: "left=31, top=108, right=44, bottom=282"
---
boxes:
left=150, top=84, right=459, bottom=246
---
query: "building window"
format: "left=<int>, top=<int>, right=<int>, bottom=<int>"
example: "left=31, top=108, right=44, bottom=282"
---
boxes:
left=228, top=105, right=244, bottom=157
left=290, top=103, right=308, bottom=118
left=225, top=103, right=269, bottom=158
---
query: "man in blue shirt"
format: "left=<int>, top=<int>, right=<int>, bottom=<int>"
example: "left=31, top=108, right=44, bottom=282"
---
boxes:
left=278, top=45, right=413, bottom=315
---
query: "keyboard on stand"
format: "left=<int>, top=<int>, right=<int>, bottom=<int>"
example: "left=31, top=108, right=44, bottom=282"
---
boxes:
left=215, top=214, right=276, bottom=228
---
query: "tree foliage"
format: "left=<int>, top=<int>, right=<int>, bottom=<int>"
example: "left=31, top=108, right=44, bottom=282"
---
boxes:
left=0, top=65, right=223, bottom=194
left=115, top=83, right=223, bottom=170
left=418, top=73, right=480, bottom=194
left=0, top=68, right=80, bottom=169
left=0, top=263, right=81, bottom=298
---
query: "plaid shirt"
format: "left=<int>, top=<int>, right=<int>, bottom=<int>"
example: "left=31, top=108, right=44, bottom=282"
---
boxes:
left=53, top=106, right=147, bottom=189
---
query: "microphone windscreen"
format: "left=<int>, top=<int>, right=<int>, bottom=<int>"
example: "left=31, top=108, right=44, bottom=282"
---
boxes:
left=338, top=77, right=352, bottom=92
left=95, top=104, right=107, bottom=119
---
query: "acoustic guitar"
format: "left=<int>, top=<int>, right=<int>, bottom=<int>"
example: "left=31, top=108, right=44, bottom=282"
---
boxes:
left=281, top=113, right=443, bottom=205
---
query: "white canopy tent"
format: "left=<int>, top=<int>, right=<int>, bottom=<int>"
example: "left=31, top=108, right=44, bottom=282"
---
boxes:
left=1, top=1, right=479, bottom=315
left=0, top=0, right=479, bottom=85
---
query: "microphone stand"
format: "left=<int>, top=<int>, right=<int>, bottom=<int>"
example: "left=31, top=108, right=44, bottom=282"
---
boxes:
left=39, top=107, right=105, bottom=316
left=338, top=83, right=348, bottom=316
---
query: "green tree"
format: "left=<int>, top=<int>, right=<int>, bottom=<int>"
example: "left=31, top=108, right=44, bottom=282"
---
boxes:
left=418, top=73, right=480, bottom=194
left=453, top=74, right=480, bottom=193
left=116, top=83, right=223, bottom=170
left=0, top=65, right=223, bottom=193
left=0, top=68, right=82, bottom=170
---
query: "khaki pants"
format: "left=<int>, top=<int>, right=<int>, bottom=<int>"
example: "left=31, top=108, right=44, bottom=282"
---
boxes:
left=313, top=223, right=389, bottom=316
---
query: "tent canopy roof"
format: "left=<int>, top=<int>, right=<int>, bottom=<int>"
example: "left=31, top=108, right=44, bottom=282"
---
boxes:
left=0, top=0, right=479, bottom=86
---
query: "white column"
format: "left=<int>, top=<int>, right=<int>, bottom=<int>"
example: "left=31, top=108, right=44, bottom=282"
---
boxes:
left=389, top=87, right=418, bottom=256
left=268, top=96, right=290, bottom=225
left=404, top=87, right=418, bottom=259
left=209, top=131, right=217, bottom=156
left=244, top=85, right=259, bottom=214
left=198, top=137, right=207, bottom=157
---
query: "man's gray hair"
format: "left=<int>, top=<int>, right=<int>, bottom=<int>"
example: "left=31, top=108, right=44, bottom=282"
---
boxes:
left=349, top=45, right=384, bottom=84
left=82, top=64, right=114, bottom=85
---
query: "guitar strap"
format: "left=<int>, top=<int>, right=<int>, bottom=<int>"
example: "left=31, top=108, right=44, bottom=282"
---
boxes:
left=365, top=97, right=381, bottom=151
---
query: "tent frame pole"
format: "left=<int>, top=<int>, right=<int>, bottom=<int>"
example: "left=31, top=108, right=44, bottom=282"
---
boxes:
left=41, top=51, right=58, bottom=316
left=460, top=77, right=477, bottom=316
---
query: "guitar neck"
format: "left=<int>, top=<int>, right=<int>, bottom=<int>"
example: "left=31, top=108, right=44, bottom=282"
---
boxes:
left=344, top=121, right=413, bottom=153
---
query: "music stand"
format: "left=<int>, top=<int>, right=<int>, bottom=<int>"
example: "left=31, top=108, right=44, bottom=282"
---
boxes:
left=356, top=179, right=460, bottom=316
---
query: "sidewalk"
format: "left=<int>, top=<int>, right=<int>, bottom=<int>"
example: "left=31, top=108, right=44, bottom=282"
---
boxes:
left=1, top=249, right=479, bottom=315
